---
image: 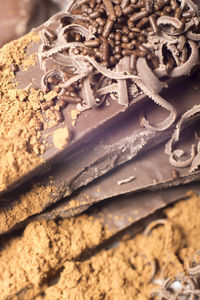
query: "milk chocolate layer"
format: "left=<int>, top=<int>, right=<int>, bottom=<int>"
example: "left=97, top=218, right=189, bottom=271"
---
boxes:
left=59, top=120, right=200, bottom=208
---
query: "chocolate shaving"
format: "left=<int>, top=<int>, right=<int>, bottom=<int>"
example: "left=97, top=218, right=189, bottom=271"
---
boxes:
left=188, top=254, right=200, bottom=276
left=157, top=16, right=183, bottom=30
left=116, top=57, right=129, bottom=105
left=165, top=105, right=200, bottom=169
left=82, top=76, right=97, bottom=107
left=41, top=70, right=64, bottom=91
left=190, top=141, right=200, bottom=173
left=169, top=41, right=199, bottom=77
left=186, top=31, right=200, bottom=41
left=57, top=23, right=95, bottom=44
left=37, top=0, right=200, bottom=130
left=143, top=219, right=167, bottom=236
left=153, top=275, right=200, bottom=300
left=134, top=78, right=177, bottom=131
left=136, top=57, right=162, bottom=94
left=51, top=53, right=78, bottom=67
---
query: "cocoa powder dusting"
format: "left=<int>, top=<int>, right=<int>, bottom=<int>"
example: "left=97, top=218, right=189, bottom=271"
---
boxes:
left=1, top=192, right=200, bottom=299
left=0, top=32, right=45, bottom=192
left=0, top=183, right=58, bottom=234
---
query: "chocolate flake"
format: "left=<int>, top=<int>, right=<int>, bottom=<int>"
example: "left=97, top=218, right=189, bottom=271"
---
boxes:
left=37, top=0, right=200, bottom=130
left=165, top=105, right=200, bottom=170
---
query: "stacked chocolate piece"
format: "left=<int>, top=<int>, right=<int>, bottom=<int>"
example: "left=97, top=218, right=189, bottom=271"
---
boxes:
left=1, top=0, right=200, bottom=237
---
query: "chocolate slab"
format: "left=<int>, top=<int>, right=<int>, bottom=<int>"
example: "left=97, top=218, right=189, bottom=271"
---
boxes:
left=57, top=120, right=200, bottom=208
left=27, top=120, right=200, bottom=223
left=6, top=181, right=200, bottom=237
left=91, top=182, right=200, bottom=233
left=1, top=71, right=200, bottom=235
left=3, top=1, right=200, bottom=194
left=1, top=119, right=200, bottom=236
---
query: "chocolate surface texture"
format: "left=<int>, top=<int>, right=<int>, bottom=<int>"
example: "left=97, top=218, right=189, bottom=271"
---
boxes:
left=1, top=1, right=200, bottom=298
left=1, top=0, right=200, bottom=236
left=1, top=0, right=200, bottom=194
left=1, top=69, right=200, bottom=235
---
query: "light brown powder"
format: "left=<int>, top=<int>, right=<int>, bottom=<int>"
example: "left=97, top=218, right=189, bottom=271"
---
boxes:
left=0, top=192, right=200, bottom=299
left=0, top=215, right=110, bottom=299
left=0, top=32, right=45, bottom=193
left=52, top=127, right=70, bottom=149
left=0, top=183, right=58, bottom=234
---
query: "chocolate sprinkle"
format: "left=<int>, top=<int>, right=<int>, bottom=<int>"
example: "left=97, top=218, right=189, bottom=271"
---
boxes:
left=37, top=0, right=200, bottom=131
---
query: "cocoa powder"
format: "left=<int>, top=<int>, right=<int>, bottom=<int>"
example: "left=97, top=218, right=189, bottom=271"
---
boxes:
left=1, top=192, right=200, bottom=299
left=0, top=32, right=45, bottom=193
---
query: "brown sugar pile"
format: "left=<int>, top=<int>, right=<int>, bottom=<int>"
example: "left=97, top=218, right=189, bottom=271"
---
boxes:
left=0, top=191, right=200, bottom=299
left=0, top=32, right=45, bottom=192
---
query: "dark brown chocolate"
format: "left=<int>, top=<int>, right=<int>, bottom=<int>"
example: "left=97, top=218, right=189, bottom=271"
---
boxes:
left=7, top=182, right=200, bottom=237
left=3, top=0, right=200, bottom=195
left=28, top=120, right=200, bottom=223
left=1, top=71, right=200, bottom=236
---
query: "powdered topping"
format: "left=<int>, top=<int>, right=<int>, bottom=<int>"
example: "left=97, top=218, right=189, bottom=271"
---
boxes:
left=52, top=127, right=71, bottom=149
left=37, top=0, right=200, bottom=132
left=0, top=32, right=46, bottom=193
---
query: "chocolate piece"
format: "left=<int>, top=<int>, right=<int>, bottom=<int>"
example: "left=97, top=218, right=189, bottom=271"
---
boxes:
left=2, top=0, right=200, bottom=194
left=92, top=182, right=200, bottom=233
left=60, top=120, right=200, bottom=208
left=28, top=121, right=200, bottom=223
left=8, top=181, right=200, bottom=237
left=1, top=71, right=200, bottom=235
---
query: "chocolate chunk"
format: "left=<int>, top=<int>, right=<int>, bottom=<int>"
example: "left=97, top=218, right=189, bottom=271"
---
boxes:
left=29, top=120, right=200, bottom=223
left=9, top=182, right=200, bottom=237
left=1, top=71, right=200, bottom=235
left=2, top=0, right=200, bottom=195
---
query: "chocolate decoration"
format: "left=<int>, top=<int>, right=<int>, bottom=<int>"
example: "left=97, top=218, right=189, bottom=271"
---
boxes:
left=1, top=70, right=200, bottom=235
left=2, top=0, right=200, bottom=195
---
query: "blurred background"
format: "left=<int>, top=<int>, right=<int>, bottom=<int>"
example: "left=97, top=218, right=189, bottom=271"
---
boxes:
left=0, top=0, right=67, bottom=47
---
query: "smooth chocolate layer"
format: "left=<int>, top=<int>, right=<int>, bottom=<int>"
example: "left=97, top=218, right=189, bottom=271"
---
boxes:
left=1, top=119, right=200, bottom=236
left=59, top=120, right=200, bottom=208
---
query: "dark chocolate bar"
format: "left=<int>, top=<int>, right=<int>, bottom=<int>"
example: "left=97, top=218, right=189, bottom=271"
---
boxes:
left=2, top=0, right=200, bottom=194
left=1, top=71, right=200, bottom=235
left=5, top=181, right=200, bottom=236
left=28, top=120, right=200, bottom=223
